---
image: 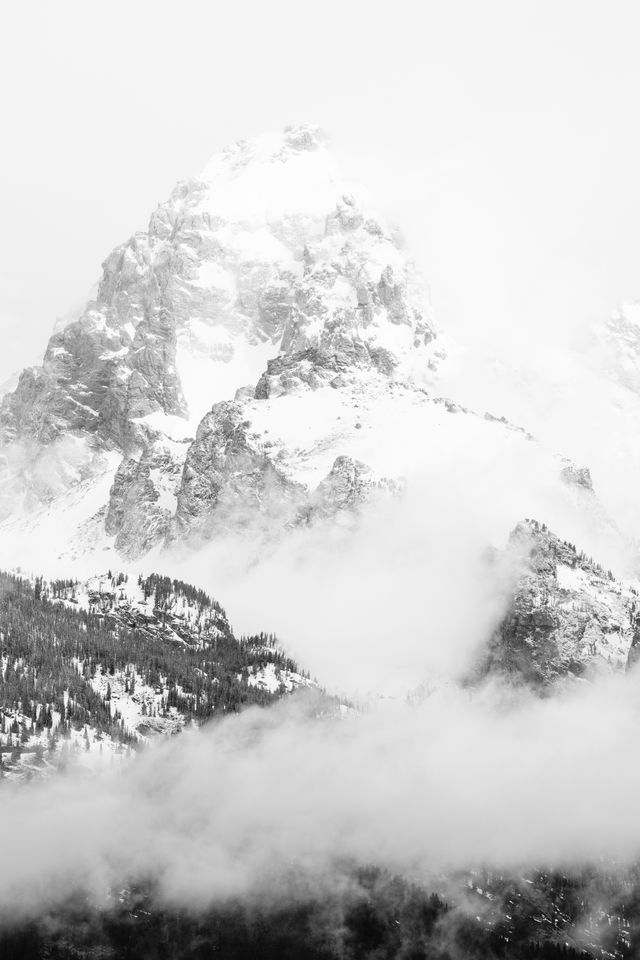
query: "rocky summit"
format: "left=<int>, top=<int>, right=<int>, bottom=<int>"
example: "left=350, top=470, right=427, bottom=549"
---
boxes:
left=0, top=124, right=445, bottom=564
left=4, top=122, right=640, bottom=960
left=0, top=124, right=632, bottom=592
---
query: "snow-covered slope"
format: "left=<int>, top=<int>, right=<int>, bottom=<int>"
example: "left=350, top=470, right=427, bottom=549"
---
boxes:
left=0, top=124, right=440, bottom=567
left=0, top=124, right=633, bottom=587
left=434, top=303, right=640, bottom=550
left=0, top=569, right=311, bottom=782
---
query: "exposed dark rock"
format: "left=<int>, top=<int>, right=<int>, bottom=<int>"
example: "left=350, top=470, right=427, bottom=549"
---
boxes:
left=312, top=456, right=373, bottom=517
left=173, top=401, right=303, bottom=543
left=480, top=519, right=638, bottom=688
left=0, top=124, right=436, bottom=560
left=105, top=445, right=183, bottom=558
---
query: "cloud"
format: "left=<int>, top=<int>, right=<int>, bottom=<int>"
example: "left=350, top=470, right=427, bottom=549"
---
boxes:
left=173, top=470, right=519, bottom=699
left=4, top=670, right=640, bottom=925
left=0, top=453, right=638, bottom=928
left=170, top=421, right=633, bottom=700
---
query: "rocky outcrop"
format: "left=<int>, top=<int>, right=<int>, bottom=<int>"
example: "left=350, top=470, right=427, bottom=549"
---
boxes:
left=482, top=519, right=640, bottom=688
left=105, top=442, right=185, bottom=557
left=304, top=455, right=401, bottom=522
left=254, top=347, right=365, bottom=398
left=0, top=124, right=439, bottom=562
left=7, top=123, right=618, bottom=579
left=312, top=456, right=374, bottom=516
left=0, top=300, right=185, bottom=451
left=173, top=401, right=303, bottom=543
left=270, top=193, right=434, bottom=393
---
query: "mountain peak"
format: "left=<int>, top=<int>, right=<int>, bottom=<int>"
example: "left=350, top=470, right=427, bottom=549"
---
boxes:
left=195, top=123, right=344, bottom=227
left=0, top=124, right=617, bottom=582
left=481, top=518, right=639, bottom=688
left=0, top=122, right=441, bottom=566
left=201, top=123, right=329, bottom=180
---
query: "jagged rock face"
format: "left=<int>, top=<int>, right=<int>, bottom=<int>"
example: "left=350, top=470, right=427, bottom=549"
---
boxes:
left=0, top=303, right=185, bottom=450
left=313, top=456, right=373, bottom=515
left=307, top=455, right=400, bottom=521
left=483, top=520, right=640, bottom=688
left=269, top=194, right=434, bottom=392
left=0, top=125, right=625, bottom=575
left=105, top=442, right=185, bottom=557
left=173, top=401, right=304, bottom=543
left=254, top=346, right=366, bottom=398
left=0, top=124, right=439, bottom=561
left=5, top=123, right=433, bottom=445
left=173, top=420, right=397, bottom=545
left=7, top=121, right=429, bottom=447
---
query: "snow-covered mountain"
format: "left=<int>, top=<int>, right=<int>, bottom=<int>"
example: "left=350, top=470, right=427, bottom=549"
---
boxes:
left=6, top=124, right=640, bottom=960
left=0, top=123, right=632, bottom=585
left=0, top=124, right=438, bottom=567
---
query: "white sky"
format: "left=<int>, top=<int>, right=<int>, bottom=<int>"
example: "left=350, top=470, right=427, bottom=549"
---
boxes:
left=1, top=0, right=640, bottom=380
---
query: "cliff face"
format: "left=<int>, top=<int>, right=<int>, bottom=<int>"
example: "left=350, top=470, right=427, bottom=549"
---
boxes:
left=0, top=125, right=630, bottom=580
left=0, top=124, right=434, bottom=447
left=483, top=519, right=640, bottom=688
left=0, top=124, right=442, bottom=561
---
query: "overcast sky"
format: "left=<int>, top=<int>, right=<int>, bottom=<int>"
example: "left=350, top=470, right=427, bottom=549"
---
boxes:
left=1, top=0, right=640, bottom=381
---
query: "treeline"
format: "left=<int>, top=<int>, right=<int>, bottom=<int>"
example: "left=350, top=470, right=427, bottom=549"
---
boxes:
left=138, top=572, right=225, bottom=614
left=0, top=865, right=600, bottom=960
left=522, top=519, right=619, bottom=582
left=0, top=569, right=303, bottom=764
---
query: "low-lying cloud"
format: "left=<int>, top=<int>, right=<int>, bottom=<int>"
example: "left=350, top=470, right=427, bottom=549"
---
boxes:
left=2, top=411, right=639, bottom=928
left=4, top=670, right=640, bottom=924
left=173, top=434, right=633, bottom=699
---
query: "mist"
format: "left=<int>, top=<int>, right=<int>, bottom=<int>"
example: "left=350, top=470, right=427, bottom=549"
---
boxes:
left=1, top=415, right=639, bottom=936
left=173, top=474, right=520, bottom=699
left=165, top=429, right=635, bottom=699
left=4, top=442, right=639, bottom=925
left=4, top=1, right=640, bottom=389
left=5, top=4, right=640, bottom=947
left=4, top=669, right=640, bottom=926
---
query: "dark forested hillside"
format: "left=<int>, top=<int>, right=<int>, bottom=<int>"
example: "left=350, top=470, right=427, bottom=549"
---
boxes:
left=0, top=865, right=603, bottom=960
left=0, top=569, right=309, bottom=779
left=2, top=568, right=638, bottom=959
